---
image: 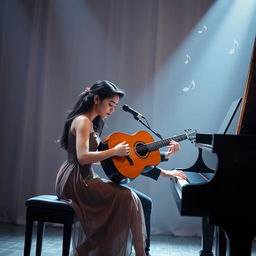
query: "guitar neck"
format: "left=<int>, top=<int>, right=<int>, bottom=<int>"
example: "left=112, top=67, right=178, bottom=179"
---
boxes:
left=146, top=133, right=188, bottom=152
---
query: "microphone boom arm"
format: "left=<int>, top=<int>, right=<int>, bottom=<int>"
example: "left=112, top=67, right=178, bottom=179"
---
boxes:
left=122, top=104, right=164, bottom=140
left=138, top=118, right=164, bottom=140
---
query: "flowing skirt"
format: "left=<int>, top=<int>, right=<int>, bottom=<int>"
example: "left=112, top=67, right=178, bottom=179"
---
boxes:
left=55, top=161, right=146, bottom=256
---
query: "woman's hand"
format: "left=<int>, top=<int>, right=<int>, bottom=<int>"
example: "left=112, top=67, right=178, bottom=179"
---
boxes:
left=165, top=140, right=180, bottom=159
left=113, top=141, right=130, bottom=157
left=160, top=169, right=187, bottom=179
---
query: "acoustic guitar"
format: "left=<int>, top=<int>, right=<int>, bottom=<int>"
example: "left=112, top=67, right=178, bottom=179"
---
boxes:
left=98, top=129, right=196, bottom=183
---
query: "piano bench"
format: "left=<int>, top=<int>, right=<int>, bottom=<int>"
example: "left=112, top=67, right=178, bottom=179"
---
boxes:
left=23, top=195, right=76, bottom=256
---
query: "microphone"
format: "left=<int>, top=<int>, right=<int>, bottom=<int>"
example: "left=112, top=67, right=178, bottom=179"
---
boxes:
left=122, top=104, right=144, bottom=120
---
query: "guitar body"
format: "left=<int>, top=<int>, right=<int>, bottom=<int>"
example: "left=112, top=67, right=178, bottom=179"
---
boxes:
left=98, top=130, right=161, bottom=183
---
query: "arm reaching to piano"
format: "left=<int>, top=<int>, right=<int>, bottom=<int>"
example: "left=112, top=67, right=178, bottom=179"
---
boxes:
left=141, top=140, right=187, bottom=180
left=160, top=140, right=186, bottom=179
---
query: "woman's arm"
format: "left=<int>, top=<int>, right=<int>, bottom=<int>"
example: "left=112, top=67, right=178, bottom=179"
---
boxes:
left=141, top=140, right=186, bottom=180
left=73, top=116, right=129, bottom=165
left=141, top=166, right=187, bottom=180
left=161, top=140, right=186, bottom=179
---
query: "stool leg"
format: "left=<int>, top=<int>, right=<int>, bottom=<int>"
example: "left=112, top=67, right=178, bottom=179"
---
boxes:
left=36, top=221, right=45, bottom=256
left=24, top=218, right=33, bottom=256
left=63, top=222, right=73, bottom=256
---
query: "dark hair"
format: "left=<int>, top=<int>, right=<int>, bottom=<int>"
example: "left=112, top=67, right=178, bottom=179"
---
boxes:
left=59, top=80, right=125, bottom=150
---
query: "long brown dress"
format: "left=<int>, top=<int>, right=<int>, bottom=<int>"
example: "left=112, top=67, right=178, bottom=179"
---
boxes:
left=55, top=131, right=146, bottom=256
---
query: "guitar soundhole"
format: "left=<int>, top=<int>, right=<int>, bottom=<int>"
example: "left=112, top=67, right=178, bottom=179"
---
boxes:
left=135, top=142, right=148, bottom=158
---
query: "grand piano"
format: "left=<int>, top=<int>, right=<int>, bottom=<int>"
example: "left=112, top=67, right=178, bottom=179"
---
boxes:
left=170, top=36, right=256, bottom=256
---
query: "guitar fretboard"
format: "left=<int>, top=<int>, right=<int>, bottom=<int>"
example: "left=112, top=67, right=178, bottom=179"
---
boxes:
left=137, top=134, right=188, bottom=153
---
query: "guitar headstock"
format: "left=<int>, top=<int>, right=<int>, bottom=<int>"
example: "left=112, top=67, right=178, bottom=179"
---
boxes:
left=184, top=129, right=197, bottom=142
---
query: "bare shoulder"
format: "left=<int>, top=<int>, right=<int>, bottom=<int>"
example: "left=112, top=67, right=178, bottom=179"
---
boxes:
left=75, top=115, right=90, bottom=124
left=71, top=115, right=91, bottom=135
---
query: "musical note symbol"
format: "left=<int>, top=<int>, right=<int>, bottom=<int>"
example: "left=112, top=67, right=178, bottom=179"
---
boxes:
left=182, top=80, right=196, bottom=92
left=228, top=39, right=239, bottom=55
left=185, top=54, right=191, bottom=64
left=198, top=25, right=207, bottom=34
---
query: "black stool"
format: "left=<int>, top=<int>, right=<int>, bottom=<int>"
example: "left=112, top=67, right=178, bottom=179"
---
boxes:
left=23, top=195, right=76, bottom=256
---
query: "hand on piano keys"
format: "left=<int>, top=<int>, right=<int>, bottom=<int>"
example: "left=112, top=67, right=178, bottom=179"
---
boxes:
left=160, top=169, right=187, bottom=180
left=171, top=171, right=214, bottom=199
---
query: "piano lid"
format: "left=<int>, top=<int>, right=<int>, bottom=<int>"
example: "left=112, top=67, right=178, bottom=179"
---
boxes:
left=237, top=36, right=256, bottom=135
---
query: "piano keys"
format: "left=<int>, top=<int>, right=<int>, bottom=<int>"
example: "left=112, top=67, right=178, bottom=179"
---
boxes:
left=172, top=171, right=214, bottom=208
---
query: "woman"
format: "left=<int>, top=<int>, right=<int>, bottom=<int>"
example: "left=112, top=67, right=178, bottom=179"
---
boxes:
left=56, top=80, right=146, bottom=256
left=55, top=80, right=186, bottom=256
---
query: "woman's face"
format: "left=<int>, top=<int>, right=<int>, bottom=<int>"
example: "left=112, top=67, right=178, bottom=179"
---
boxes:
left=95, top=95, right=120, bottom=119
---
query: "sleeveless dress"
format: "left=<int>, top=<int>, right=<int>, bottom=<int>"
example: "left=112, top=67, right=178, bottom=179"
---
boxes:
left=55, top=131, right=146, bottom=256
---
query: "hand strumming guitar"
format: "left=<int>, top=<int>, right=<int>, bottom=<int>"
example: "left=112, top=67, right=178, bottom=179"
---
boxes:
left=113, top=141, right=130, bottom=157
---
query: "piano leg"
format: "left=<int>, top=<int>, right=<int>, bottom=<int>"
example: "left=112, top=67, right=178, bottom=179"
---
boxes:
left=228, top=227, right=255, bottom=256
left=228, top=234, right=253, bottom=256
left=212, top=218, right=256, bottom=256
left=199, top=217, right=214, bottom=256
left=215, top=227, right=227, bottom=256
